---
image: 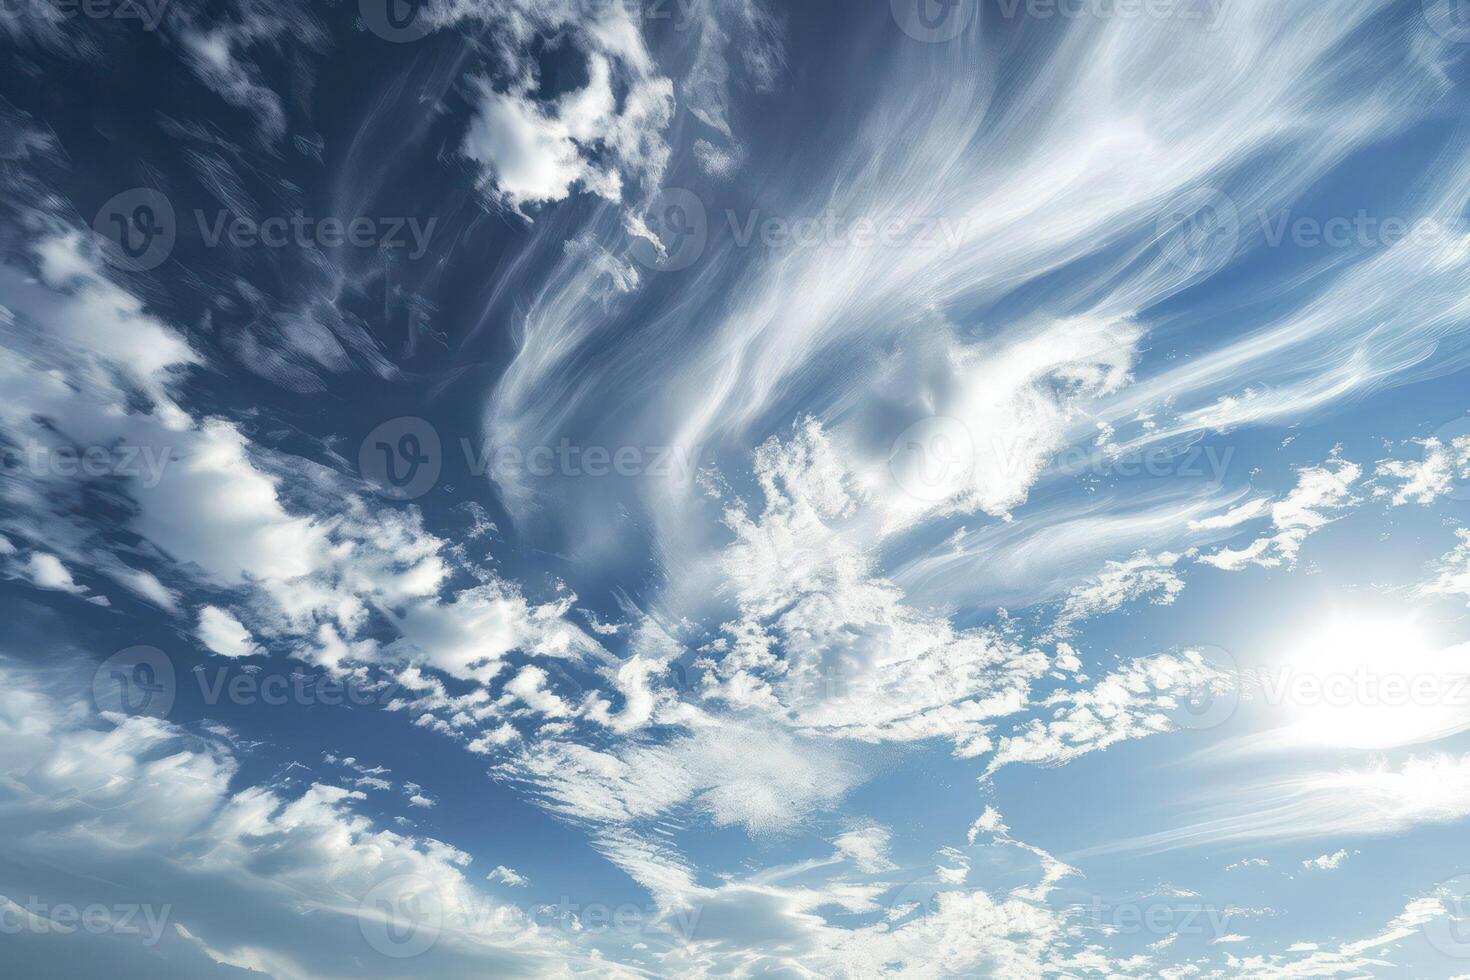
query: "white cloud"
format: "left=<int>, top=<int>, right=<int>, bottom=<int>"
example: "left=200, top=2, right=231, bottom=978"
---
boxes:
left=174, top=1, right=324, bottom=143
left=1422, top=527, right=1470, bottom=607
left=459, top=23, right=672, bottom=214
left=486, top=865, right=528, bottom=888
left=1225, top=858, right=1270, bottom=871
left=986, top=650, right=1235, bottom=775
left=1374, top=436, right=1470, bottom=506
left=195, top=605, right=258, bottom=659
left=1301, top=849, right=1350, bottom=871
left=833, top=826, right=896, bottom=874
left=1199, top=456, right=1361, bottom=570
left=1095, top=752, right=1470, bottom=854
left=20, top=553, right=85, bottom=595
left=0, top=657, right=587, bottom=977
left=1052, top=549, right=1186, bottom=635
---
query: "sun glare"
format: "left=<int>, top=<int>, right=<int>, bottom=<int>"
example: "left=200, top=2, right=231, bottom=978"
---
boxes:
left=1271, top=614, right=1470, bottom=750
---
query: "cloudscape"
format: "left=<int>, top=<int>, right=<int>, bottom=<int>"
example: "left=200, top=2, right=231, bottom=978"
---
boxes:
left=6, top=0, right=1470, bottom=976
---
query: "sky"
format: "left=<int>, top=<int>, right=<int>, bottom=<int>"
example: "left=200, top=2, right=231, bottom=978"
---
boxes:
left=5, top=0, right=1470, bottom=976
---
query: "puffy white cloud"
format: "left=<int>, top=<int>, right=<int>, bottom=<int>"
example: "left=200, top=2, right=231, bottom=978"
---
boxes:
left=458, top=12, right=672, bottom=214
left=705, top=420, right=1049, bottom=756
left=1301, top=849, right=1350, bottom=871
left=195, top=605, right=259, bottom=659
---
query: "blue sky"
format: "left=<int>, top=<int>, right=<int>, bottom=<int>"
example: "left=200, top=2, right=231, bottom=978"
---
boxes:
left=5, top=0, right=1470, bottom=976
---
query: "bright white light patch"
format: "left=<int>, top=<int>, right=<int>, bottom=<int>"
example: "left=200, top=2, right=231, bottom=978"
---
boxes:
left=1264, top=615, right=1470, bottom=750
